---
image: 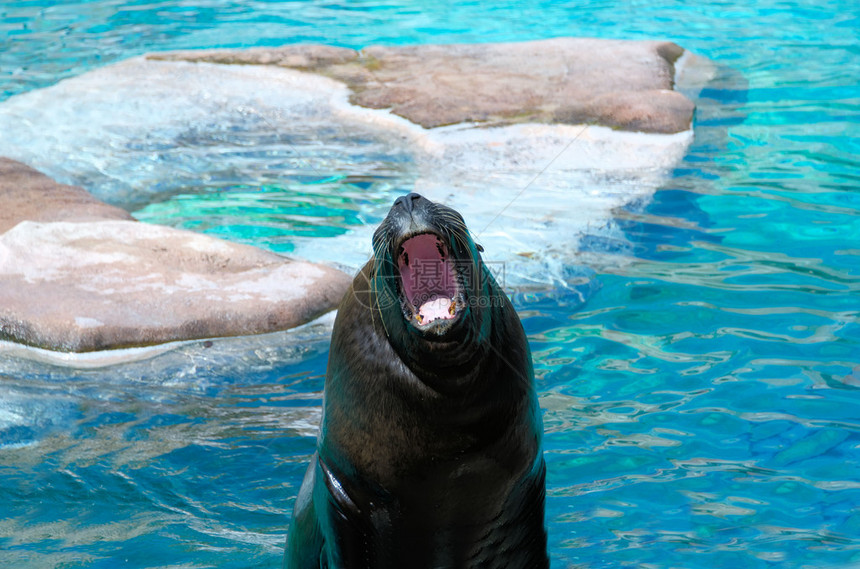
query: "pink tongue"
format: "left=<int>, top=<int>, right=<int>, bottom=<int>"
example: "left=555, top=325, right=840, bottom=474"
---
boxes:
left=419, top=297, right=452, bottom=322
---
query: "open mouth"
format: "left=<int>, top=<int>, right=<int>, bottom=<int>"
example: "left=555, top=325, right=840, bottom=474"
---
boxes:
left=396, top=233, right=464, bottom=328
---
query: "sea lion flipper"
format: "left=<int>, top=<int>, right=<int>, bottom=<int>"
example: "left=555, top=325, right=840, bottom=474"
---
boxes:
left=284, top=456, right=325, bottom=569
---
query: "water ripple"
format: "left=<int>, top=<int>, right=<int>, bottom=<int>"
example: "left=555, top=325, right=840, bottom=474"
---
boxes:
left=2, top=1, right=860, bottom=568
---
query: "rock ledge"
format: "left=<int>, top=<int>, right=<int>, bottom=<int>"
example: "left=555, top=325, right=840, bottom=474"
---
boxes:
left=150, top=37, right=695, bottom=134
left=0, top=158, right=351, bottom=352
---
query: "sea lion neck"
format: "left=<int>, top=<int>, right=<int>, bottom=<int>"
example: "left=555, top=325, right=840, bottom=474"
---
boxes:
left=370, top=272, right=492, bottom=396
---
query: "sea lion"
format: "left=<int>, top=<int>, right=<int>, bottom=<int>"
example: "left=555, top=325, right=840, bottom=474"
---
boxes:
left=285, top=193, right=547, bottom=569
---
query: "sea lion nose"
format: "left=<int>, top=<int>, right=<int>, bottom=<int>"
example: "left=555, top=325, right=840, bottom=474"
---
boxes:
left=394, top=192, right=424, bottom=214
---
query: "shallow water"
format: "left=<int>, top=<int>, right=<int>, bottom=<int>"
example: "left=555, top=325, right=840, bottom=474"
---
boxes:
left=1, top=1, right=859, bottom=568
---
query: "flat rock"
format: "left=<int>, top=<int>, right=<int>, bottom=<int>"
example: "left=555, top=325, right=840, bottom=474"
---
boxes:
left=0, top=159, right=351, bottom=352
left=150, top=37, right=694, bottom=133
left=0, top=157, right=134, bottom=233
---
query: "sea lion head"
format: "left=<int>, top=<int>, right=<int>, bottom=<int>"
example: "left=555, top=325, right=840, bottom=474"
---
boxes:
left=369, top=193, right=498, bottom=374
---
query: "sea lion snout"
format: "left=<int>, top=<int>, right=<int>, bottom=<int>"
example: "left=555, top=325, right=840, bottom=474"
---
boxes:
left=393, top=191, right=424, bottom=214
left=385, top=192, right=438, bottom=237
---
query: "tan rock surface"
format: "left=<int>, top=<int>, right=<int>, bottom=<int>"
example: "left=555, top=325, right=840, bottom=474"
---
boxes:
left=0, top=157, right=134, bottom=233
left=150, top=37, right=694, bottom=133
left=0, top=160, right=351, bottom=352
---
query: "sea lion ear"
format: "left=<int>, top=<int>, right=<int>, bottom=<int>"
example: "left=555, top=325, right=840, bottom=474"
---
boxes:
left=475, top=243, right=484, bottom=253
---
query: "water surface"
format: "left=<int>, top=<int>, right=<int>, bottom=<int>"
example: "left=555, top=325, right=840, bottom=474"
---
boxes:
left=1, top=1, right=858, bottom=568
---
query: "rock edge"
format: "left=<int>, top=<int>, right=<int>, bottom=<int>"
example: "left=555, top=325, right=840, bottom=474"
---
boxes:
left=0, top=158, right=351, bottom=352
left=149, top=37, right=695, bottom=134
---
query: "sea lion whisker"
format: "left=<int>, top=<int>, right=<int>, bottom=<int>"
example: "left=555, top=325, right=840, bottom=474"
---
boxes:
left=441, top=218, right=469, bottom=234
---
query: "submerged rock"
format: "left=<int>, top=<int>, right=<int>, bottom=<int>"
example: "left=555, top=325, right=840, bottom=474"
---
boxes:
left=151, top=38, right=694, bottom=133
left=0, top=157, right=133, bottom=233
left=0, top=159, right=351, bottom=352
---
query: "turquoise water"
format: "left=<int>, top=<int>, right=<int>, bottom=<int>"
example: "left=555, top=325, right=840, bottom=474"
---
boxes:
left=1, top=1, right=859, bottom=568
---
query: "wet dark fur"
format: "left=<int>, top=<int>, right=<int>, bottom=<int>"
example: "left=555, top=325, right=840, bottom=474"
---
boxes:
left=285, top=194, right=547, bottom=569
